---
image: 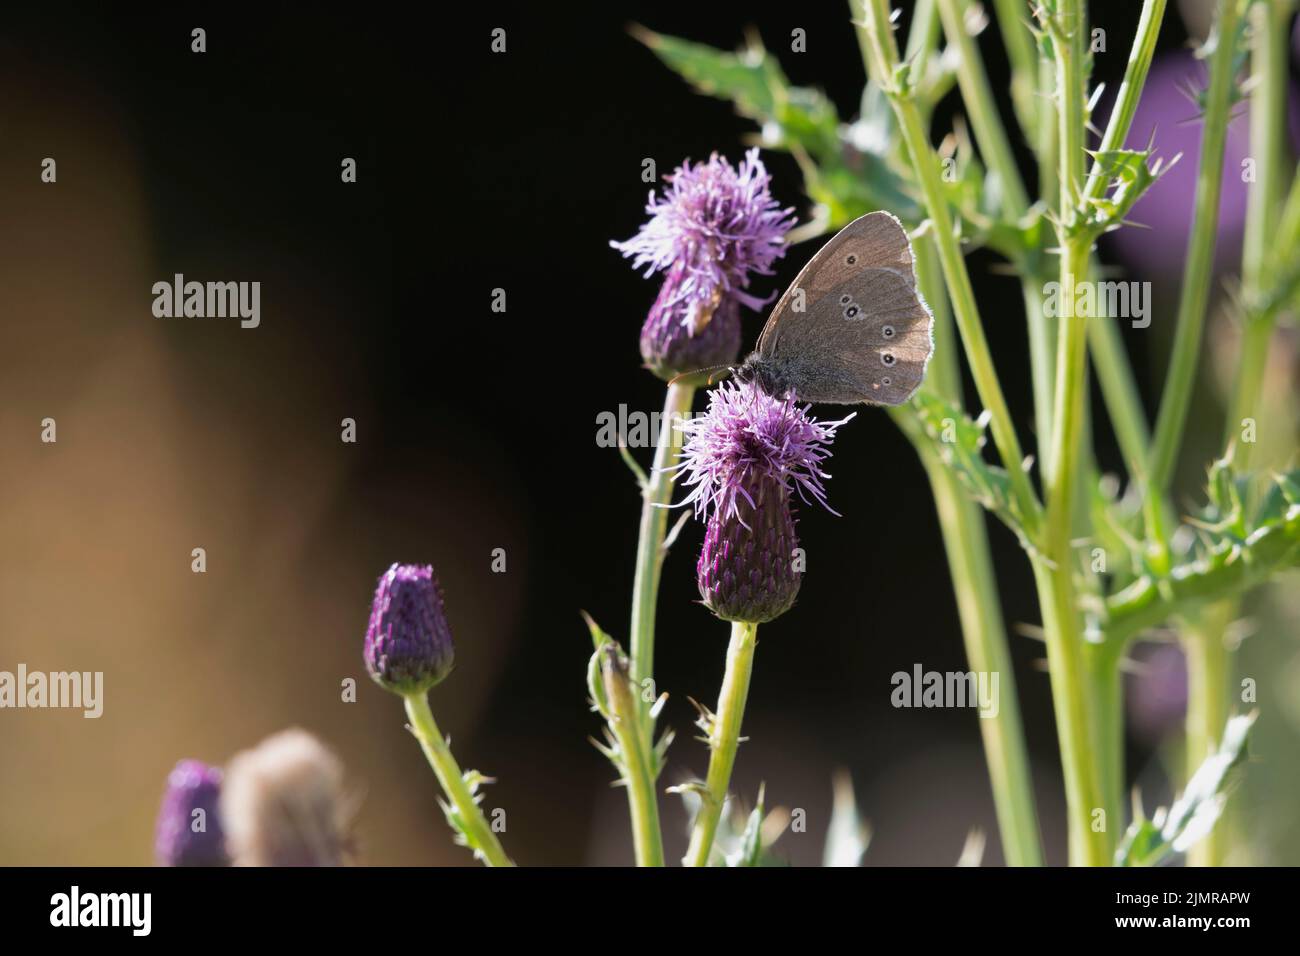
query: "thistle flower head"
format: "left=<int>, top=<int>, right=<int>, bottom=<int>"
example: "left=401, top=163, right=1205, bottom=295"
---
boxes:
left=612, top=148, right=795, bottom=315
left=676, top=379, right=852, bottom=524
left=677, top=380, right=852, bottom=623
left=364, top=563, right=455, bottom=696
left=220, top=728, right=349, bottom=867
left=154, top=759, right=228, bottom=867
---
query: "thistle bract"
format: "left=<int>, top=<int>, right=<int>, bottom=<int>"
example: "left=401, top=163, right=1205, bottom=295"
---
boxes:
left=364, top=563, right=455, bottom=696
left=154, top=759, right=228, bottom=867
left=677, top=380, right=851, bottom=623
left=640, top=264, right=743, bottom=382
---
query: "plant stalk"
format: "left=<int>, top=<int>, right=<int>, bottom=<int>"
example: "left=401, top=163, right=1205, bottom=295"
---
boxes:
left=403, top=692, right=515, bottom=867
left=684, top=620, right=758, bottom=866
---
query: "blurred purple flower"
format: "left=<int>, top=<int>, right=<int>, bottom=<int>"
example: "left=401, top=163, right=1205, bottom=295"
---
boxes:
left=676, top=380, right=851, bottom=622
left=155, top=759, right=228, bottom=867
left=364, top=563, right=455, bottom=696
left=1106, top=50, right=1300, bottom=277
left=1125, top=641, right=1189, bottom=745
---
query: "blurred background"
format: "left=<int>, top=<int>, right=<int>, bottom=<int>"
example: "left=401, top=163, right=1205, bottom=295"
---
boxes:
left=0, top=1, right=1296, bottom=866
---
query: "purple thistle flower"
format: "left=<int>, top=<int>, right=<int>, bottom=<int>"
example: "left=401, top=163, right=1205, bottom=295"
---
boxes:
left=639, top=263, right=743, bottom=382
left=364, top=563, right=455, bottom=696
left=613, top=149, right=795, bottom=381
left=154, top=759, right=228, bottom=867
left=676, top=380, right=852, bottom=622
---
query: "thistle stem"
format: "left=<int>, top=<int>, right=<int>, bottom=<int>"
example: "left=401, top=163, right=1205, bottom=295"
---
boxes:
left=604, top=675, right=666, bottom=867
left=403, top=692, right=514, bottom=867
left=684, top=620, right=757, bottom=867
left=1183, top=608, right=1232, bottom=866
left=896, top=236, right=1043, bottom=866
left=630, top=381, right=695, bottom=727
left=1148, top=0, right=1244, bottom=491
left=1039, top=0, right=1110, bottom=864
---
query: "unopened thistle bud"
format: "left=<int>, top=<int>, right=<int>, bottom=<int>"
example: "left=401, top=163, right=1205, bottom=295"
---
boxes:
left=677, top=380, right=851, bottom=623
left=220, top=728, right=349, bottom=867
left=154, top=759, right=228, bottom=867
left=364, top=563, right=455, bottom=696
left=613, top=148, right=795, bottom=381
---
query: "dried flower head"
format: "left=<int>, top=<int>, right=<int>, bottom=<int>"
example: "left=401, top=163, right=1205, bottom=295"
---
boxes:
left=220, top=729, right=350, bottom=867
left=676, top=380, right=851, bottom=622
left=364, top=563, right=455, bottom=696
left=154, top=759, right=229, bottom=867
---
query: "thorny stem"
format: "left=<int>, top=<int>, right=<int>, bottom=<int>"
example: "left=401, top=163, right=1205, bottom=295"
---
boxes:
left=684, top=620, right=757, bottom=866
left=860, top=0, right=1042, bottom=532
left=894, top=237, right=1043, bottom=866
left=403, top=692, right=514, bottom=867
left=1148, top=0, right=1244, bottom=491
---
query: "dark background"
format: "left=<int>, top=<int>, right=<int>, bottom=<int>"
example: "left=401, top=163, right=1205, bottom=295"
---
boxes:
left=7, top=1, right=1278, bottom=868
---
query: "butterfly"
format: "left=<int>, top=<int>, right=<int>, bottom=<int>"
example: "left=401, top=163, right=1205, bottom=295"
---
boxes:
left=733, top=211, right=934, bottom=405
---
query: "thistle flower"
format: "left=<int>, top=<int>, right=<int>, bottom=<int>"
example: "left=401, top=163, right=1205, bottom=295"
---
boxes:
left=154, top=759, right=228, bottom=867
left=676, top=380, right=851, bottom=622
left=220, top=728, right=349, bottom=867
left=364, top=563, right=455, bottom=696
left=613, top=148, right=795, bottom=381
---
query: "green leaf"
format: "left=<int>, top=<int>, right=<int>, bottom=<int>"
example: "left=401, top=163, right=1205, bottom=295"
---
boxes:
left=910, top=392, right=1037, bottom=549
left=1074, top=148, right=1170, bottom=240
left=1116, top=711, right=1258, bottom=866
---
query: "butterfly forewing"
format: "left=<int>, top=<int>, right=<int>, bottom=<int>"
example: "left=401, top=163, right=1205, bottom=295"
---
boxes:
left=756, top=211, right=934, bottom=405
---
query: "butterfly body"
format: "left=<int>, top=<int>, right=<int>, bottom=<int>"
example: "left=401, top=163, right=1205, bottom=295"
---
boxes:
left=738, top=211, right=934, bottom=406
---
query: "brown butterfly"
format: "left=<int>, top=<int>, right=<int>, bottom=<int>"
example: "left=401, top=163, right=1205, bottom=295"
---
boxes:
left=734, top=211, right=934, bottom=405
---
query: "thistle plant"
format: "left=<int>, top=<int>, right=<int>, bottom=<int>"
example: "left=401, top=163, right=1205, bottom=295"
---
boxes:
left=146, top=1, right=1298, bottom=870
left=623, top=0, right=1298, bottom=867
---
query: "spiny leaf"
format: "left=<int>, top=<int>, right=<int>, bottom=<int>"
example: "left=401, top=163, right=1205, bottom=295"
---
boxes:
left=1115, top=711, right=1258, bottom=866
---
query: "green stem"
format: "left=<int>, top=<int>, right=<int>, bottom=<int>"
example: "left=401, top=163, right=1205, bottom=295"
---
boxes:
left=1082, top=0, right=1169, bottom=204
left=630, top=382, right=695, bottom=725
left=860, top=0, right=1042, bottom=532
left=1182, top=608, right=1232, bottom=866
left=937, top=0, right=1031, bottom=215
left=1089, top=313, right=1151, bottom=482
left=1148, top=0, right=1244, bottom=491
left=1039, top=1, right=1109, bottom=864
left=1086, top=641, right=1125, bottom=858
left=1225, top=0, right=1290, bottom=465
left=894, top=236, right=1043, bottom=866
left=403, top=692, right=515, bottom=867
left=603, top=657, right=666, bottom=867
left=991, top=0, right=1043, bottom=141
left=684, top=620, right=758, bottom=867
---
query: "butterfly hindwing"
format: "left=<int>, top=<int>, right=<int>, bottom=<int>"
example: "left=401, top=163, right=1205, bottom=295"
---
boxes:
left=755, top=211, right=934, bottom=405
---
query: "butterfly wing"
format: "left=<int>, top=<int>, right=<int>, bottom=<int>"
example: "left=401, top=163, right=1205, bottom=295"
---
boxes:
left=756, top=211, right=934, bottom=405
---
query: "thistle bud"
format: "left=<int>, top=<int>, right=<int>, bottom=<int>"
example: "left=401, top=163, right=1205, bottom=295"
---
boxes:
left=697, top=475, right=802, bottom=623
left=364, top=563, right=455, bottom=696
left=677, top=380, right=851, bottom=624
left=154, top=759, right=229, bottom=867
left=220, top=728, right=349, bottom=867
left=639, top=264, right=742, bottom=382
